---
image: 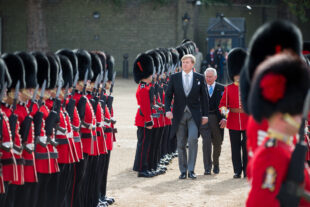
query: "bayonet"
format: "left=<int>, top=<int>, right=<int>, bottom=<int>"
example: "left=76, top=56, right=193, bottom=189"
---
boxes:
left=38, top=80, right=46, bottom=107
left=12, top=81, right=20, bottom=112
left=62, top=83, right=70, bottom=108
left=0, top=82, right=7, bottom=104
left=28, top=84, right=39, bottom=113
left=82, top=69, right=89, bottom=95
left=55, top=73, right=63, bottom=99
left=109, top=71, right=116, bottom=95
left=71, top=72, right=79, bottom=96
left=92, top=74, right=100, bottom=97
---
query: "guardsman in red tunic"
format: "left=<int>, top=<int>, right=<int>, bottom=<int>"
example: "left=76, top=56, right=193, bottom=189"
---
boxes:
left=133, top=53, right=154, bottom=178
left=0, top=57, right=18, bottom=206
left=239, top=20, right=303, bottom=159
left=56, top=48, right=85, bottom=207
left=3, top=53, right=38, bottom=207
left=219, top=48, right=248, bottom=179
left=73, top=49, right=98, bottom=207
left=246, top=53, right=310, bottom=207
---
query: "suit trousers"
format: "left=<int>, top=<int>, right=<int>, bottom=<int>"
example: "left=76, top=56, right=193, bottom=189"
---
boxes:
left=200, top=114, right=224, bottom=171
left=176, top=110, right=199, bottom=173
left=229, top=130, right=247, bottom=175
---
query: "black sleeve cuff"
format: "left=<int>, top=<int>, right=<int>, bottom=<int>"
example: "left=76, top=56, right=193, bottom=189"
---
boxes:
left=145, top=121, right=153, bottom=127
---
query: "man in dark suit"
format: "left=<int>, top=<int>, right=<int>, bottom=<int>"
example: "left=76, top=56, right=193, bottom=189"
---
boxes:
left=165, top=54, right=208, bottom=179
left=200, top=68, right=226, bottom=175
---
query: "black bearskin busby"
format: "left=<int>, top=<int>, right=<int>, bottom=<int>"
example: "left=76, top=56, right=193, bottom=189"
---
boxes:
left=90, top=53, right=103, bottom=82
left=46, top=54, right=60, bottom=90
left=249, top=53, right=310, bottom=122
left=0, top=58, right=11, bottom=89
left=74, top=49, right=93, bottom=81
left=56, top=49, right=78, bottom=78
left=58, top=55, right=73, bottom=88
left=240, top=20, right=302, bottom=113
left=16, top=52, right=37, bottom=89
left=2, top=53, right=26, bottom=89
left=133, top=53, right=154, bottom=84
left=227, top=48, right=247, bottom=82
left=106, top=53, right=114, bottom=81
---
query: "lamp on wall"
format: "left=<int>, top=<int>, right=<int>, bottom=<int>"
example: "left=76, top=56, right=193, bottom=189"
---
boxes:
left=93, top=11, right=100, bottom=19
left=182, top=12, right=190, bottom=39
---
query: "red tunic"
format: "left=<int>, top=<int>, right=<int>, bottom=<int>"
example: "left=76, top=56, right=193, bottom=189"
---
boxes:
left=104, top=105, right=113, bottom=151
left=40, top=104, right=59, bottom=174
left=246, top=116, right=269, bottom=158
left=134, top=82, right=153, bottom=128
left=246, top=136, right=310, bottom=207
left=219, top=83, right=248, bottom=131
left=73, top=92, right=99, bottom=156
left=0, top=109, right=17, bottom=182
left=45, top=99, right=75, bottom=164
left=95, top=99, right=107, bottom=155
left=14, top=102, right=37, bottom=183
left=71, top=105, right=83, bottom=160
left=2, top=103, right=24, bottom=185
left=64, top=108, right=79, bottom=163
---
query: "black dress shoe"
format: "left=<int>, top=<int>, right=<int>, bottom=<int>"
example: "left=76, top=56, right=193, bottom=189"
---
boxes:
left=188, top=171, right=197, bottom=179
left=104, top=196, right=115, bottom=205
left=179, top=172, right=187, bottom=179
left=213, top=166, right=220, bottom=174
left=233, top=173, right=241, bottom=179
left=204, top=170, right=211, bottom=175
left=138, top=171, right=153, bottom=178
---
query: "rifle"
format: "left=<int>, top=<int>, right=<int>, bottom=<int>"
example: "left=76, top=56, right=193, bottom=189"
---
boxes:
left=28, top=84, right=39, bottom=114
left=33, top=81, right=47, bottom=147
left=277, top=89, right=310, bottom=206
left=66, top=72, right=79, bottom=121
left=109, top=71, right=116, bottom=95
left=0, top=83, right=8, bottom=149
left=82, top=69, right=89, bottom=95
left=62, top=83, right=69, bottom=109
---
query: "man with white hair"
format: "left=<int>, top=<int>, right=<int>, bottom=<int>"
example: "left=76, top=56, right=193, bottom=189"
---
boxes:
left=201, top=68, right=226, bottom=175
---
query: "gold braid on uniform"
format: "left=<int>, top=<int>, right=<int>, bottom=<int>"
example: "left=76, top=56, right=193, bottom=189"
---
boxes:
left=267, top=129, right=292, bottom=145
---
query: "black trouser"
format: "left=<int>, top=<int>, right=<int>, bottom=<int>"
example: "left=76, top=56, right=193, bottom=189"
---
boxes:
left=55, top=163, right=72, bottom=207
left=133, top=127, right=152, bottom=172
left=96, top=154, right=107, bottom=202
left=229, top=130, right=247, bottom=175
left=0, top=182, right=9, bottom=207
left=14, top=182, right=37, bottom=207
left=72, top=154, right=89, bottom=207
left=169, top=133, right=177, bottom=154
left=81, top=155, right=98, bottom=207
left=153, top=127, right=164, bottom=169
left=34, top=173, right=51, bottom=207
left=100, top=150, right=111, bottom=199
left=161, top=125, right=170, bottom=158
left=46, top=172, right=60, bottom=207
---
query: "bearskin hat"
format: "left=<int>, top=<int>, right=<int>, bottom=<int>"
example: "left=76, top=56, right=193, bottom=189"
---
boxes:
left=106, top=53, right=114, bottom=81
left=240, top=20, right=302, bottom=113
left=227, top=48, right=247, bottom=82
left=56, top=49, right=78, bottom=78
left=90, top=52, right=103, bottom=82
left=147, top=50, right=161, bottom=74
left=58, top=55, right=73, bottom=88
left=17, top=52, right=38, bottom=89
left=74, top=49, right=93, bottom=82
left=32, top=53, right=50, bottom=89
left=133, top=53, right=154, bottom=84
left=170, top=48, right=180, bottom=66
left=46, top=54, right=60, bottom=90
left=93, top=51, right=107, bottom=71
left=0, top=58, right=11, bottom=90
left=2, top=53, right=26, bottom=89
left=249, top=53, right=310, bottom=122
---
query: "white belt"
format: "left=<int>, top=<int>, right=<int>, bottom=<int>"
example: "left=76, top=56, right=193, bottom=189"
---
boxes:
left=56, top=131, right=67, bottom=136
left=38, top=136, right=47, bottom=145
left=2, top=141, right=13, bottom=149
left=25, top=143, right=35, bottom=151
